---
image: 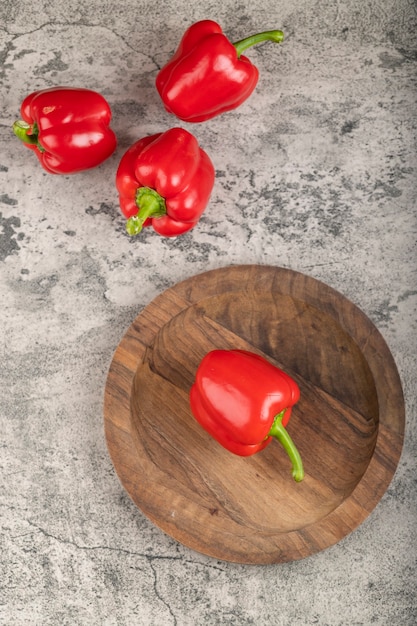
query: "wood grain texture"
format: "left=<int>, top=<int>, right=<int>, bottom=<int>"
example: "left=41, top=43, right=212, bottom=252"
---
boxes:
left=103, top=265, right=405, bottom=564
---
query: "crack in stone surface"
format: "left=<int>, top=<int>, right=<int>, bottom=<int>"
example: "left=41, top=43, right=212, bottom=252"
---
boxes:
left=149, top=559, right=178, bottom=626
left=5, top=515, right=225, bottom=574
left=1, top=20, right=160, bottom=61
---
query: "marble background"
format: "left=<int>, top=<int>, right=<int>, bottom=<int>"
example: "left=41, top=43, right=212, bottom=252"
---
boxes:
left=1, top=0, right=416, bottom=624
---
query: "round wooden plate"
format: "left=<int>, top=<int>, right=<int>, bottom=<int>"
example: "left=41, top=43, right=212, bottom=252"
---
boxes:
left=103, top=265, right=405, bottom=564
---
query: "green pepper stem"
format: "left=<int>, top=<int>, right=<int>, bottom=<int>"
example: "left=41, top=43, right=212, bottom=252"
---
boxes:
left=233, top=30, right=284, bottom=58
left=13, top=120, right=45, bottom=152
left=268, top=409, right=304, bottom=482
left=125, top=186, right=167, bottom=236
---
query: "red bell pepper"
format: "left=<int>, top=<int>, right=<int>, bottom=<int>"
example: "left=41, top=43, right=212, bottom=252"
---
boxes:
left=156, top=20, right=284, bottom=122
left=116, top=127, right=215, bottom=237
left=190, top=350, right=304, bottom=482
left=13, top=87, right=117, bottom=174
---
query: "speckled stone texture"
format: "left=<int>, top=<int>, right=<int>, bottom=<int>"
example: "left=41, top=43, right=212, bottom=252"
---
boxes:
left=1, top=1, right=416, bottom=624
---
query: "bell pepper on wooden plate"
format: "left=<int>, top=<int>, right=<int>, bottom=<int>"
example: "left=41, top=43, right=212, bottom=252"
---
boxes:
left=190, top=349, right=304, bottom=482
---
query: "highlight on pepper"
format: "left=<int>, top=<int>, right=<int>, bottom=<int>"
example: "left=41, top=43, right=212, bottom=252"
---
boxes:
left=156, top=19, right=285, bottom=122
left=115, top=127, right=215, bottom=237
left=189, top=349, right=305, bottom=482
left=13, top=87, right=117, bottom=174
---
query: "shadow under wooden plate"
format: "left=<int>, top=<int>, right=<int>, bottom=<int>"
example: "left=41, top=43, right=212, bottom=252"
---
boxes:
left=103, top=265, right=405, bottom=564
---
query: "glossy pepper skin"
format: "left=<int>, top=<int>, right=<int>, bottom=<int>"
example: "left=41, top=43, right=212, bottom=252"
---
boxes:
left=190, top=350, right=304, bottom=482
left=156, top=20, right=284, bottom=122
left=116, top=127, right=215, bottom=237
left=13, top=87, right=117, bottom=174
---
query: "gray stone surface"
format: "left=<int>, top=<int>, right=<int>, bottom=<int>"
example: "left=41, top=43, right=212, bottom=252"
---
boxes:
left=1, top=1, right=416, bottom=624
